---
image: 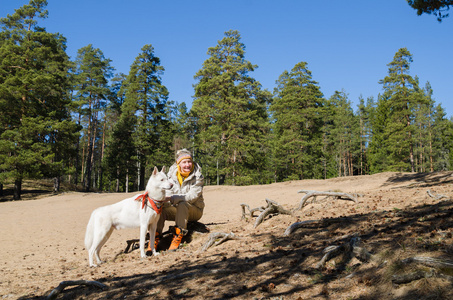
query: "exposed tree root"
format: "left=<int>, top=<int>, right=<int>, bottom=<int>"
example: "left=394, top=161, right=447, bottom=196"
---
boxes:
left=296, top=190, right=359, bottom=210
left=427, top=189, right=448, bottom=200
left=240, top=203, right=265, bottom=219
left=391, top=257, right=453, bottom=284
left=253, top=198, right=293, bottom=228
left=200, top=232, right=241, bottom=252
left=46, top=280, right=107, bottom=300
left=241, top=198, right=293, bottom=228
left=283, top=220, right=320, bottom=236
left=392, top=270, right=436, bottom=284
left=316, top=236, right=373, bottom=269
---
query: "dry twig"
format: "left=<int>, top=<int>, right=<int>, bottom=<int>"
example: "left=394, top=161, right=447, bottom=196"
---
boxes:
left=316, top=236, right=373, bottom=269
left=46, top=280, right=107, bottom=300
left=240, top=203, right=265, bottom=219
left=253, top=198, right=293, bottom=228
left=296, top=190, right=359, bottom=210
left=283, top=220, right=320, bottom=236
left=200, top=232, right=240, bottom=252
left=391, top=257, right=453, bottom=284
left=426, top=190, right=448, bottom=200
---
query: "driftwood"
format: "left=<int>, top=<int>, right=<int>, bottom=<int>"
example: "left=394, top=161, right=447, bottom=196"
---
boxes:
left=426, top=190, right=448, bottom=200
left=124, top=239, right=140, bottom=253
left=316, top=236, right=374, bottom=269
left=392, top=270, right=436, bottom=284
left=46, top=280, right=107, bottom=300
left=283, top=220, right=320, bottom=236
left=391, top=257, right=453, bottom=284
left=401, top=256, right=453, bottom=269
left=297, top=190, right=359, bottom=210
left=200, top=232, right=240, bottom=252
left=240, top=203, right=265, bottom=219
left=253, top=198, right=293, bottom=228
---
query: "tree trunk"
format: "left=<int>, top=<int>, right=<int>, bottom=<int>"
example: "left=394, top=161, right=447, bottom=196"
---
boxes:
left=53, top=177, right=60, bottom=193
left=126, top=168, right=129, bottom=193
left=13, top=179, right=21, bottom=200
left=116, top=167, right=120, bottom=192
left=90, top=122, right=97, bottom=190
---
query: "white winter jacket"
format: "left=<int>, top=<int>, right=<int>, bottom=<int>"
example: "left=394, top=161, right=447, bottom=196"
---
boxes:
left=166, top=163, right=205, bottom=210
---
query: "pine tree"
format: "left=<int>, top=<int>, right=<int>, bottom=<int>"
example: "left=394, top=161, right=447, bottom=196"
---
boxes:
left=356, top=95, right=375, bottom=175
left=377, top=48, right=425, bottom=172
left=121, top=44, right=173, bottom=190
left=270, top=61, right=325, bottom=181
left=324, top=90, right=359, bottom=177
left=0, top=0, right=78, bottom=199
left=73, top=44, right=114, bottom=191
left=191, top=30, right=271, bottom=185
left=368, top=94, right=392, bottom=173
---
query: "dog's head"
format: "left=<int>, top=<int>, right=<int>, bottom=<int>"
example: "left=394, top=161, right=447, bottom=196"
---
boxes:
left=146, top=166, right=173, bottom=192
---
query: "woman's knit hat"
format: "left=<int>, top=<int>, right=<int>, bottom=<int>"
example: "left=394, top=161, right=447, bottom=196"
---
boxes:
left=176, top=149, right=192, bottom=164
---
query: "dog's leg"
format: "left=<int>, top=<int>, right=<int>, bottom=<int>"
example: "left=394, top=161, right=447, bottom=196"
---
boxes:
left=90, top=226, right=114, bottom=267
left=96, top=227, right=114, bottom=264
left=148, top=220, right=160, bottom=256
left=139, top=223, right=148, bottom=258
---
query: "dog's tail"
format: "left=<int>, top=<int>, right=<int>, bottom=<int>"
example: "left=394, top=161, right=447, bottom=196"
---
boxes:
left=84, top=212, right=95, bottom=250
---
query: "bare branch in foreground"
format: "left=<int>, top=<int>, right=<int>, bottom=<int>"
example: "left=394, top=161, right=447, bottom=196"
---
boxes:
left=391, top=257, right=453, bottom=284
left=200, top=232, right=241, bottom=252
left=426, top=190, right=448, bottom=200
left=283, top=220, right=320, bottom=236
left=296, top=190, right=359, bottom=210
left=240, top=203, right=265, bottom=219
left=316, top=236, right=373, bottom=269
left=46, top=280, right=107, bottom=300
left=401, top=256, right=453, bottom=269
left=253, top=198, right=293, bottom=228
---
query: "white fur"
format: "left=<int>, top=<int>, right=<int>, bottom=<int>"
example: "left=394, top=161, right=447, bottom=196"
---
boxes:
left=84, top=166, right=172, bottom=267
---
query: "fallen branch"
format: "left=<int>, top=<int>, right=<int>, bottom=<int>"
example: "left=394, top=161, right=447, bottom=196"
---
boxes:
left=297, top=190, right=358, bottom=210
left=283, top=220, right=320, bottom=236
left=426, top=190, right=448, bottom=200
left=46, top=280, right=107, bottom=300
left=401, top=256, right=453, bottom=269
left=240, top=203, right=265, bottom=219
left=391, top=257, right=453, bottom=284
left=200, top=232, right=240, bottom=252
left=316, top=236, right=373, bottom=269
left=392, top=270, right=435, bottom=284
left=254, top=198, right=293, bottom=228
left=124, top=239, right=140, bottom=253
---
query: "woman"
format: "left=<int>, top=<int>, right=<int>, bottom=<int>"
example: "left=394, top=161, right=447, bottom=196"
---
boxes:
left=154, top=149, right=205, bottom=250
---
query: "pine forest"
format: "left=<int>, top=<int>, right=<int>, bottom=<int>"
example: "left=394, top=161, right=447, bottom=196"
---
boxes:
left=1, top=1, right=452, bottom=200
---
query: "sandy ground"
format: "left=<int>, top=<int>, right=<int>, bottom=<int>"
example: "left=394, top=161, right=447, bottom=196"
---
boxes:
left=1, top=171, right=452, bottom=299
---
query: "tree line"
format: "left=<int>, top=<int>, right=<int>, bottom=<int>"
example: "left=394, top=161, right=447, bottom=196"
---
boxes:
left=1, top=1, right=452, bottom=199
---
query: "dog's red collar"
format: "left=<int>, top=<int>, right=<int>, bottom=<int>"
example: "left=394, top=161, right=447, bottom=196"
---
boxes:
left=135, top=192, right=162, bottom=214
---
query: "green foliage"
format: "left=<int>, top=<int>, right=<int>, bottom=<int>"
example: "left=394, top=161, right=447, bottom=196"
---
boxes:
left=102, top=44, right=174, bottom=191
left=323, top=90, right=361, bottom=177
left=2, top=1, right=453, bottom=193
left=407, top=0, right=452, bottom=21
left=370, top=48, right=424, bottom=172
left=270, top=61, right=325, bottom=181
left=0, top=0, right=79, bottom=199
left=191, top=30, right=271, bottom=185
left=73, top=44, right=114, bottom=191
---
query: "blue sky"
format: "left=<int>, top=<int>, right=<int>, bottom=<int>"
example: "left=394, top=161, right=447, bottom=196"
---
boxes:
left=2, top=0, right=452, bottom=118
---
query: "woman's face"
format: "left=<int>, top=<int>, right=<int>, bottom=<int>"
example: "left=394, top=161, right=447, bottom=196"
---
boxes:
left=179, top=158, right=193, bottom=173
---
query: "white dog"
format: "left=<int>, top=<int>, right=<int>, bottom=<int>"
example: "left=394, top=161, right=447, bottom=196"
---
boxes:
left=84, top=166, right=172, bottom=267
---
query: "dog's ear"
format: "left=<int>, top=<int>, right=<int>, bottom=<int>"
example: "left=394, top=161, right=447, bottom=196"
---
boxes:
left=161, top=166, right=166, bottom=173
left=152, top=166, right=158, bottom=176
